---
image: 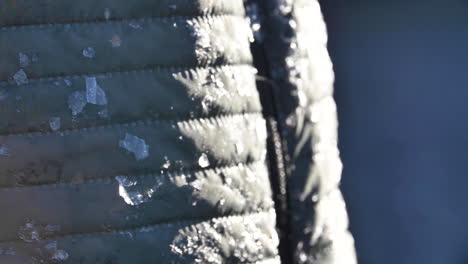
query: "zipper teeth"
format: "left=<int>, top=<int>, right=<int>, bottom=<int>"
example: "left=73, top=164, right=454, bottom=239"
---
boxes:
left=267, top=117, right=288, bottom=209
left=263, top=95, right=292, bottom=264
left=245, top=0, right=293, bottom=259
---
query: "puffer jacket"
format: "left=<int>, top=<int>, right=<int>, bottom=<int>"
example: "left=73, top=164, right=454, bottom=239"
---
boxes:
left=0, top=0, right=356, bottom=263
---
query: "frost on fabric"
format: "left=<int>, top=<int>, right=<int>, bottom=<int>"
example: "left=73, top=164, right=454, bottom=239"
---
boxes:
left=115, top=175, right=152, bottom=206
left=262, top=0, right=356, bottom=262
left=114, top=159, right=272, bottom=211
left=49, top=117, right=61, bottom=131
left=129, top=21, right=143, bottom=30
left=294, top=191, right=356, bottom=264
left=68, top=91, right=87, bottom=115
left=201, top=95, right=215, bottom=113
left=186, top=17, right=233, bottom=65
left=235, top=142, right=244, bottom=155
left=39, top=241, right=70, bottom=262
left=186, top=19, right=215, bottom=65
left=255, top=118, right=268, bottom=142
left=110, top=34, right=121, bottom=48
left=198, top=153, right=210, bottom=168
left=114, top=173, right=167, bottom=206
left=18, top=220, right=60, bottom=243
left=185, top=16, right=252, bottom=65
left=170, top=211, right=279, bottom=264
left=16, top=220, right=69, bottom=262
left=19, top=52, right=30, bottom=68
left=68, top=69, right=107, bottom=117
left=98, top=108, right=109, bottom=118
left=107, top=161, right=275, bottom=245
left=42, top=241, right=69, bottom=262
left=115, top=175, right=137, bottom=188
left=85, top=77, right=107, bottom=105
left=18, top=221, right=40, bottom=243
left=162, top=156, right=171, bottom=169
left=119, top=133, right=150, bottom=160
left=13, top=69, right=28, bottom=85
left=173, top=66, right=258, bottom=117
left=204, top=69, right=225, bottom=90
left=173, top=68, right=228, bottom=114
left=0, top=247, right=15, bottom=256
left=0, top=145, right=10, bottom=157
left=104, top=8, right=111, bottom=20
left=31, top=54, right=39, bottom=63
left=82, top=47, right=96, bottom=58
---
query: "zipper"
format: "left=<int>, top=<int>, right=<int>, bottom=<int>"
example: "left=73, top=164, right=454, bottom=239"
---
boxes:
left=246, top=1, right=292, bottom=262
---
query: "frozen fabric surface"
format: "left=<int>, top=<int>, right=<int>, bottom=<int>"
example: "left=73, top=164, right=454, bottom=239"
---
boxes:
left=0, top=0, right=278, bottom=263
left=250, top=0, right=356, bottom=263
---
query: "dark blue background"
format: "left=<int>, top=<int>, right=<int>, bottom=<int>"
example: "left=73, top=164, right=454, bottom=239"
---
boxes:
left=320, top=1, right=468, bottom=263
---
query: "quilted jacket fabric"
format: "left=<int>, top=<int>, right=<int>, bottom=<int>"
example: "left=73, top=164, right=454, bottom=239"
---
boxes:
left=0, top=0, right=355, bottom=263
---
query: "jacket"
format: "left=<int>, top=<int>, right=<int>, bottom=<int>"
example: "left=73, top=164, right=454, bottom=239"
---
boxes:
left=0, top=0, right=356, bottom=263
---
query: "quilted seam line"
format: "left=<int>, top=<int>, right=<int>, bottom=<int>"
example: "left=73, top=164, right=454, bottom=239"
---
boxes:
left=0, top=63, right=254, bottom=87
left=0, top=209, right=276, bottom=244
left=0, top=159, right=266, bottom=192
left=0, top=112, right=264, bottom=138
left=0, top=13, right=246, bottom=32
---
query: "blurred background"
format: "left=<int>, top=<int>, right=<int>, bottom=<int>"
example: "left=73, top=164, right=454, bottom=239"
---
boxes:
left=319, top=1, right=468, bottom=263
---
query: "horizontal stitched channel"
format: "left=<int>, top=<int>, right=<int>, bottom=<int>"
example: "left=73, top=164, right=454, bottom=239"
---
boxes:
left=0, top=13, right=244, bottom=31
left=0, top=159, right=266, bottom=192
left=0, top=209, right=275, bottom=244
left=0, top=63, right=254, bottom=87
left=0, top=112, right=263, bottom=137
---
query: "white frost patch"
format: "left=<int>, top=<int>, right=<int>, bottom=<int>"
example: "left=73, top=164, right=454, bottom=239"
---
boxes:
left=0, top=145, right=10, bottom=157
left=19, top=52, right=30, bottom=68
left=13, top=69, right=28, bottom=85
left=44, top=241, right=69, bottom=262
left=115, top=175, right=137, bottom=187
left=118, top=185, right=148, bottom=206
left=85, top=77, right=108, bottom=105
left=82, top=47, right=96, bottom=58
left=104, top=8, right=111, bottom=20
left=119, top=133, right=150, bottom=160
left=198, top=153, right=210, bottom=168
left=115, top=175, right=155, bottom=206
left=255, top=118, right=267, bottom=141
left=49, top=117, right=61, bottom=131
left=170, top=211, right=279, bottom=263
left=129, top=21, right=143, bottom=30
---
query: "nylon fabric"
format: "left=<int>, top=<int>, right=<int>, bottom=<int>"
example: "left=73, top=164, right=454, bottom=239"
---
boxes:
left=0, top=0, right=279, bottom=263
